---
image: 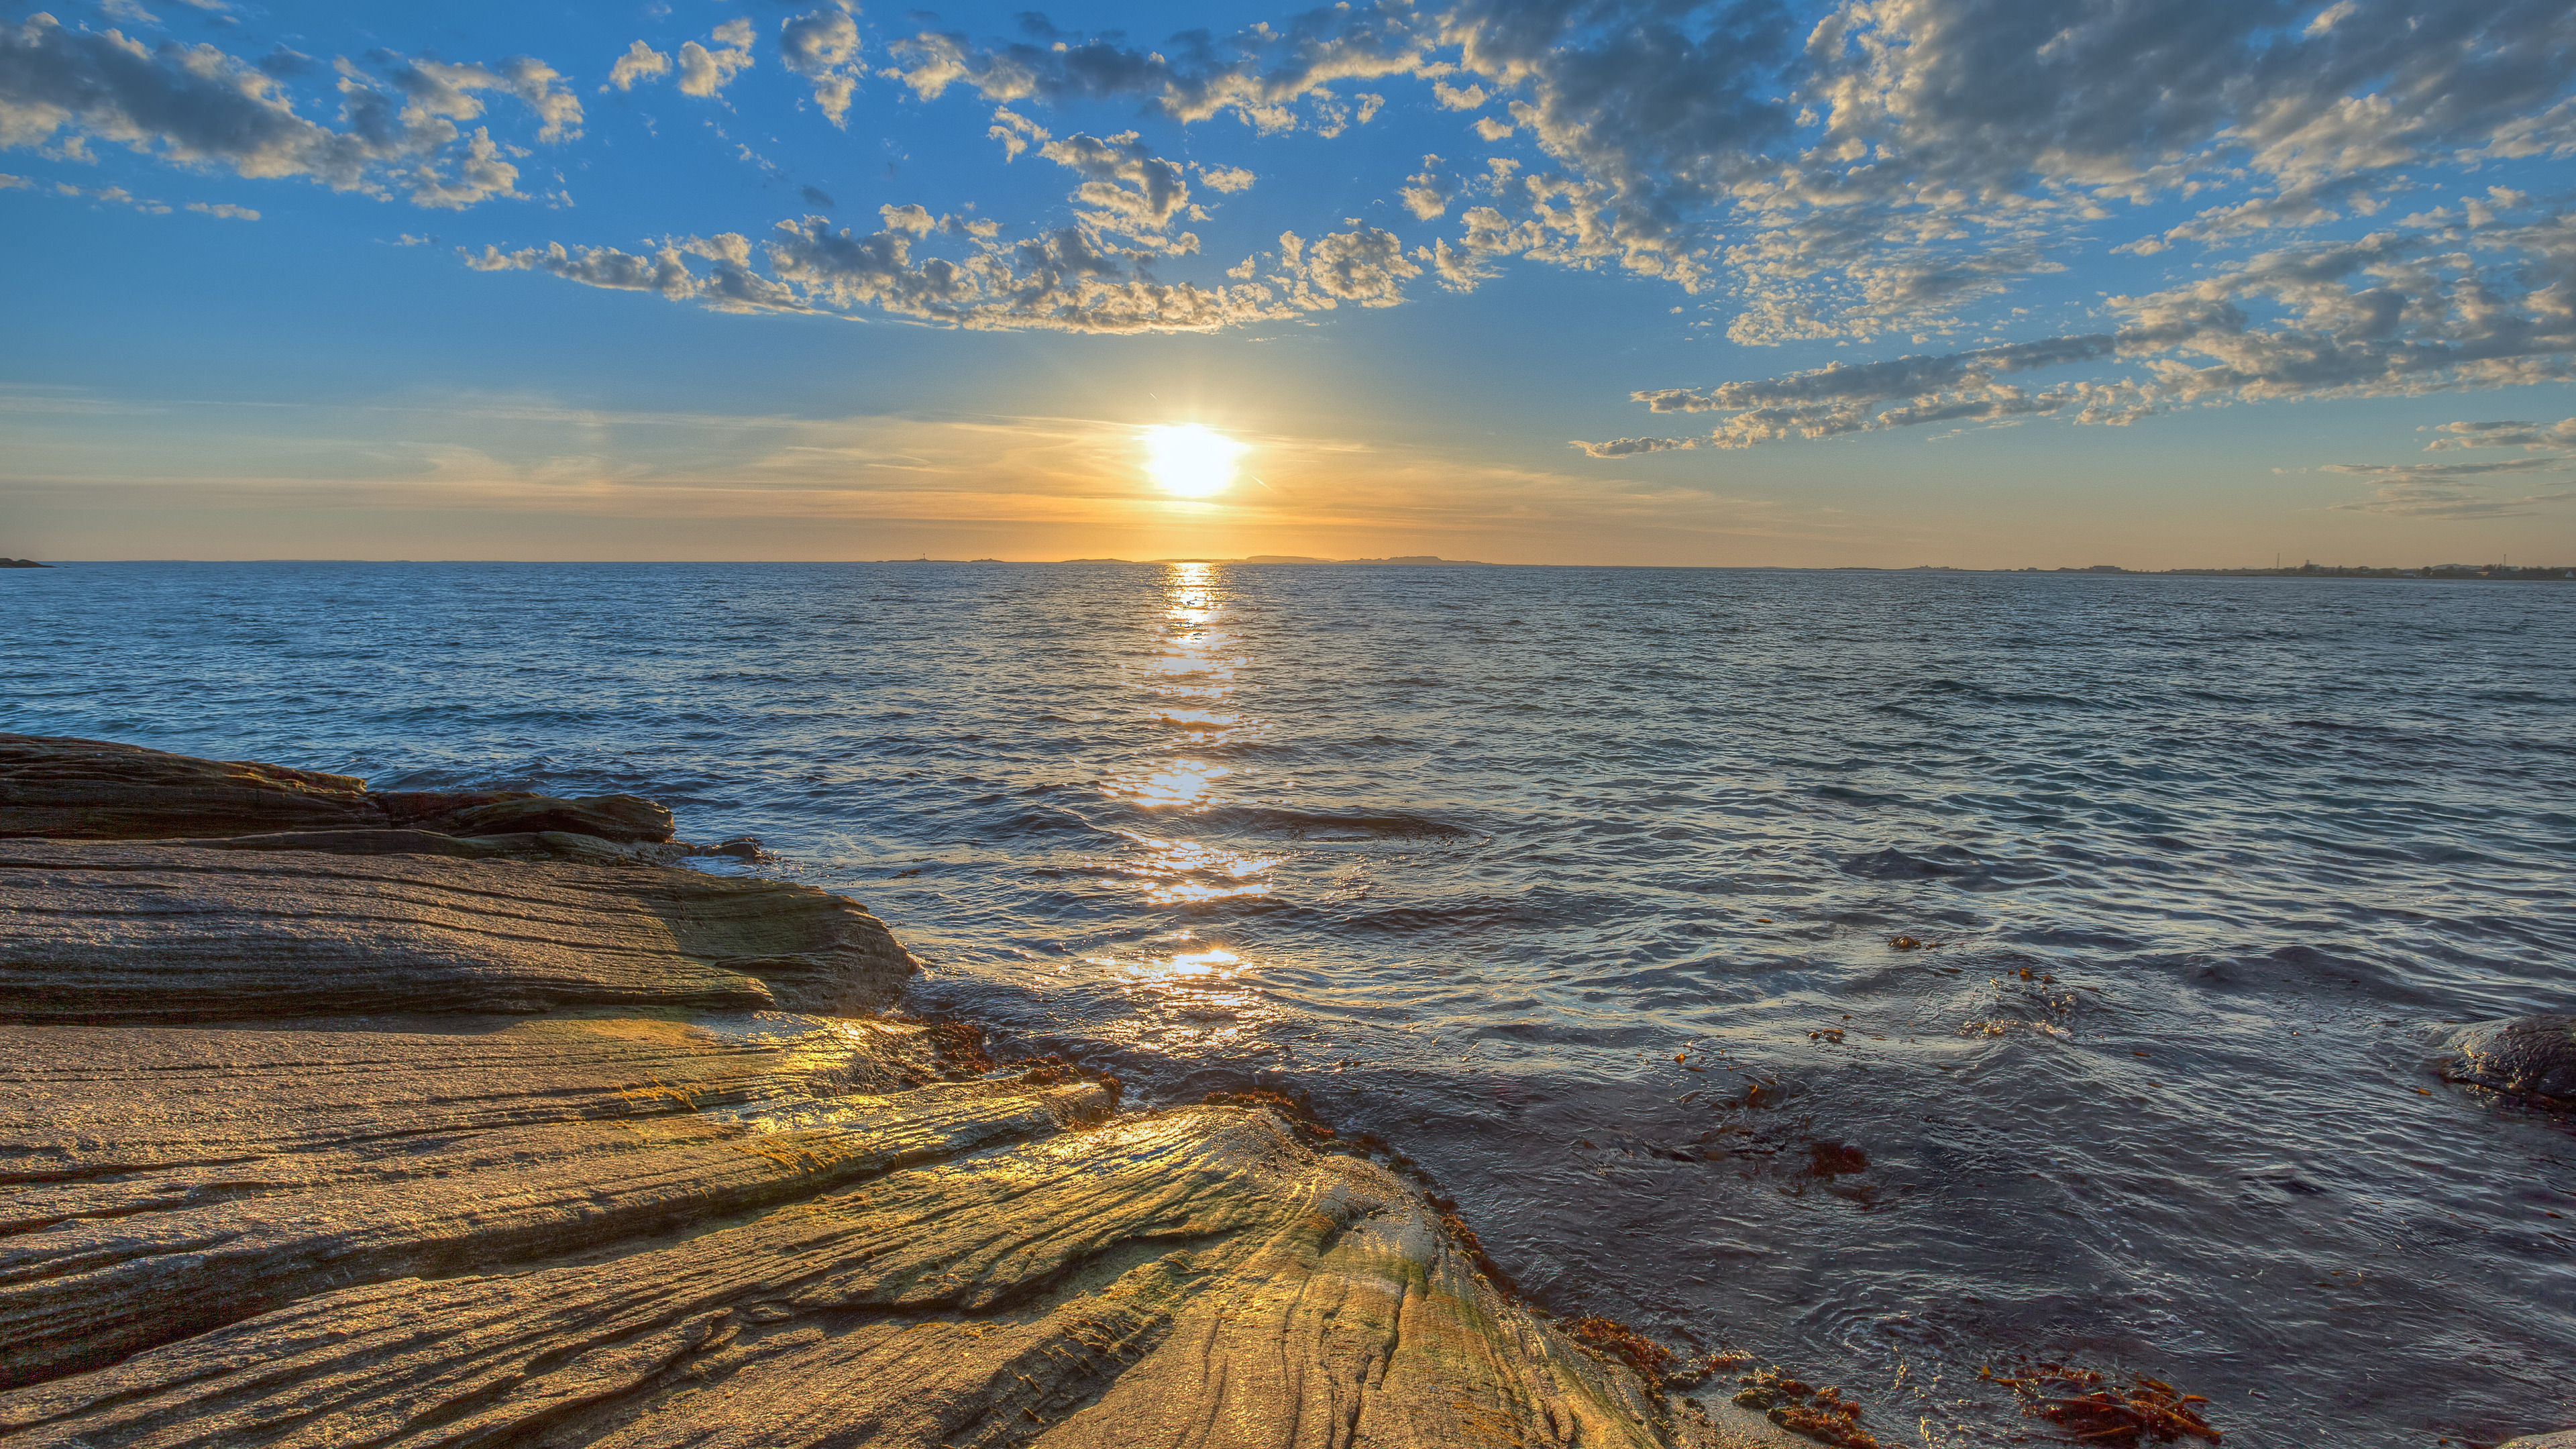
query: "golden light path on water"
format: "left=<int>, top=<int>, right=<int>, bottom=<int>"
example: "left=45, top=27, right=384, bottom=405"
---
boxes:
left=1089, top=561, right=1283, bottom=1051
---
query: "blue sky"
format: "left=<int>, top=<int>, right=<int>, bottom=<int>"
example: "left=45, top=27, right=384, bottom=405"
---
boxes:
left=3, top=0, right=2573, bottom=564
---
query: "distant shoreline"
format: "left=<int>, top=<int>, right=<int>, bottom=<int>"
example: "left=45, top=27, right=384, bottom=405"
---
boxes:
left=8, top=557, right=2569, bottom=579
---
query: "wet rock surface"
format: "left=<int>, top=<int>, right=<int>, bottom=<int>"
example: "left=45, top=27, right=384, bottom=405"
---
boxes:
left=2436, top=1016, right=2576, bottom=1110
left=0, top=736, right=1777, bottom=1448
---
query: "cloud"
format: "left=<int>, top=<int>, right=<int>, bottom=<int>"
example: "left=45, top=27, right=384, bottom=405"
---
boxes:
left=391, top=55, right=582, bottom=144
left=1572, top=435, right=1697, bottom=457
left=469, top=209, right=1293, bottom=333
left=0, top=15, right=575, bottom=207
left=1622, top=209, right=2576, bottom=447
left=1287, top=226, right=1420, bottom=307
left=603, top=40, right=669, bottom=93
left=465, top=237, right=705, bottom=299
left=1195, top=163, right=1254, bottom=194
left=2321, top=460, right=2576, bottom=518
left=1038, top=129, right=1191, bottom=238
left=678, top=21, right=755, bottom=99
left=2318, top=447, right=2576, bottom=516
left=1415, top=235, right=1500, bottom=291
left=886, top=2, right=1438, bottom=134
left=2425, top=417, right=2576, bottom=451
left=1398, top=155, right=1454, bottom=219
left=779, top=7, right=859, bottom=124
left=184, top=198, right=254, bottom=218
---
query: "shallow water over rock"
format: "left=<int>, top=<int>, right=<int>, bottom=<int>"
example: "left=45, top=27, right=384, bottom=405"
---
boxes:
left=9, top=559, right=2573, bottom=1446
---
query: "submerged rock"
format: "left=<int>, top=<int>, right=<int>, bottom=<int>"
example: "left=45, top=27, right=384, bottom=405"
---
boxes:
left=2435, top=1015, right=2576, bottom=1110
left=0, top=741, right=1774, bottom=1448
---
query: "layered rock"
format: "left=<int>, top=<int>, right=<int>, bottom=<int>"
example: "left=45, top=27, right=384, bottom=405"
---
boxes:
left=0, top=841, right=914, bottom=1021
left=0, top=736, right=1784, bottom=1448
left=0, top=733, right=672, bottom=843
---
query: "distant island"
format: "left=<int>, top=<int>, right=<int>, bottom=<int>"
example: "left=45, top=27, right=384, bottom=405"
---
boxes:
left=1, top=558, right=51, bottom=568
left=1915, top=562, right=2572, bottom=581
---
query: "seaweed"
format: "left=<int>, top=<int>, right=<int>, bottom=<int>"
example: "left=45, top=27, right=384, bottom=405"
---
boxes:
left=920, top=1018, right=996, bottom=1077
left=1200, top=1087, right=1339, bottom=1147
left=1732, top=1366, right=1883, bottom=1448
left=1980, top=1362, right=2222, bottom=1444
left=1563, top=1315, right=1677, bottom=1389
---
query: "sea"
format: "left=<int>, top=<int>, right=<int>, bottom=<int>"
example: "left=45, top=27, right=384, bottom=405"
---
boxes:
left=7, top=560, right=2572, bottom=1448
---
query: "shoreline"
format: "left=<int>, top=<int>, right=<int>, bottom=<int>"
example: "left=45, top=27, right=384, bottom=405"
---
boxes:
left=0, top=733, right=1807, bottom=1448
left=7, top=559, right=2570, bottom=578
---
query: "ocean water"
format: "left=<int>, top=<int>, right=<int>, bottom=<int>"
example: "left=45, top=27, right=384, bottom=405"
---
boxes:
left=7, top=560, right=2573, bottom=1446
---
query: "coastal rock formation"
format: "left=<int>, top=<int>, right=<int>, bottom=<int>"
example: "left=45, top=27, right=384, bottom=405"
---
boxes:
left=2435, top=1015, right=2576, bottom=1110
left=0, top=736, right=1778, bottom=1448
left=0, top=841, right=916, bottom=1021
left=0, top=733, right=672, bottom=843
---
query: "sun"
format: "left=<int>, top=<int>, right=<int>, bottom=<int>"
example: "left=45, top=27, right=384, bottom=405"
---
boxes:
left=1142, top=423, right=1248, bottom=497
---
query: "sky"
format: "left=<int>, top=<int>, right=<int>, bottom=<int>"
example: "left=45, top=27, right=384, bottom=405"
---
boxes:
left=2, top=0, right=2573, bottom=566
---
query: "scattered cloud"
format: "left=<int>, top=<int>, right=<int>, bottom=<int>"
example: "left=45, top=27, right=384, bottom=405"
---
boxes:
left=1038, top=129, right=1191, bottom=239
left=1613, top=210, right=2576, bottom=449
left=2425, top=417, right=2576, bottom=451
left=15, top=0, right=2576, bottom=451
left=0, top=14, right=578, bottom=208
left=678, top=20, right=756, bottom=99
left=1398, top=155, right=1454, bottom=220
left=604, top=40, right=670, bottom=93
left=1572, top=435, right=1697, bottom=457
left=1195, top=163, right=1254, bottom=194
left=779, top=7, right=860, bottom=124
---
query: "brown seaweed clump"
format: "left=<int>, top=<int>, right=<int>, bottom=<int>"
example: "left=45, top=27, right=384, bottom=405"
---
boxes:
left=1733, top=1366, right=1882, bottom=1448
left=920, top=1018, right=997, bottom=1076
left=1199, top=1087, right=1340, bottom=1147
left=1563, top=1316, right=1677, bottom=1389
left=1980, top=1362, right=2222, bottom=1444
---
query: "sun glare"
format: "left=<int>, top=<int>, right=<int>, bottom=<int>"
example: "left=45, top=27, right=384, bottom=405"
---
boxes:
left=1142, top=424, right=1248, bottom=497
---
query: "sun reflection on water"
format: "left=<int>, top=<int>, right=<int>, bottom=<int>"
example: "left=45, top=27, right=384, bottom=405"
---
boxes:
left=1085, top=941, right=1284, bottom=1050
left=1080, top=561, right=1287, bottom=1055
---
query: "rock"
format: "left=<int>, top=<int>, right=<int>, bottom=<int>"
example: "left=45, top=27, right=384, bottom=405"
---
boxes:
left=2497, top=1434, right=2576, bottom=1448
left=0, top=841, right=916, bottom=1021
left=2434, top=1015, right=2576, bottom=1109
left=712, top=835, right=766, bottom=860
left=379, top=788, right=676, bottom=843
left=1, top=735, right=674, bottom=844
left=0, top=733, right=382, bottom=839
left=0, top=1081, right=1733, bottom=1447
left=0, top=743, right=1772, bottom=1448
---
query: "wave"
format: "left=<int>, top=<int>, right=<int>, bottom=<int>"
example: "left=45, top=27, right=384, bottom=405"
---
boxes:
left=1193, top=805, right=1479, bottom=839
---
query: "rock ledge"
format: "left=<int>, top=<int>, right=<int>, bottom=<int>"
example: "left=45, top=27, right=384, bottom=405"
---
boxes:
left=0, top=736, right=1785, bottom=1448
